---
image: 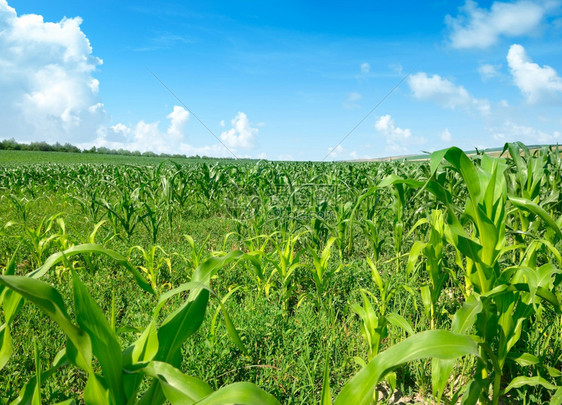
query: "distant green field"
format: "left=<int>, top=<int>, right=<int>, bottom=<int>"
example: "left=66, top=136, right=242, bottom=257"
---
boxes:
left=0, top=150, right=242, bottom=166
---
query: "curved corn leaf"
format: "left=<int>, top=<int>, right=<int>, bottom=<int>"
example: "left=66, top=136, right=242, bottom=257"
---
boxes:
left=503, top=375, right=558, bottom=394
left=29, top=244, right=154, bottom=295
left=335, top=330, right=478, bottom=405
left=193, top=382, right=280, bottom=405
left=508, top=196, right=562, bottom=238
left=0, top=275, right=92, bottom=372
left=71, top=271, right=125, bottom=403
left=128, top=361, right=213, bottom=404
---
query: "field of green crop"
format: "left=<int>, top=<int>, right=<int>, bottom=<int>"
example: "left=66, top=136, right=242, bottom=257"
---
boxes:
left=1, top=143, right=561, bottom=404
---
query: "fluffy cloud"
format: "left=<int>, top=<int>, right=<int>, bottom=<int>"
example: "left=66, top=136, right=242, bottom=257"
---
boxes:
left=220, top=112, right=258, bottom=149
left=492, top=121, right=561, bottom=143
left=94, top=106, right=189, bottom=153
left=91, top=106, right=241, bottom=157
left=0, top=0, right=106, bottom=143
left=375, top=114, right=426, bottom=154
left=446, top=0, right=552, bottom=49
left=507, top=43, right=562, bottom=103
left=408, top=72, right=491, bottom=115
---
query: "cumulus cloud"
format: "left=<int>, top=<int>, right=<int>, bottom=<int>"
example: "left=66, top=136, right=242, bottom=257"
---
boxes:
left=375, top=114, right=426, bottom=154
left=220, top=112, right=258, bottom=149
left=478, top=63, right=501, bottom=80
left=492, top=121, right=561, bottom=143
left=507, top=43, right=562, bottom=103
left=408, top=72, right=491, bottom=115
left=0, top=1, right=260, bottom=158
left=91, top=105, right=242, bottom=157
left=0, top=0, right=106, bottom=143
left=446, top=0, right=553, bottom=49
left=94, top=106, right=189, bottom=153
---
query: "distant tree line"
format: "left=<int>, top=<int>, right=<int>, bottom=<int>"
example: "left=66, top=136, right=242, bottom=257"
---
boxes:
left=0, top=138, right=215, bottom=160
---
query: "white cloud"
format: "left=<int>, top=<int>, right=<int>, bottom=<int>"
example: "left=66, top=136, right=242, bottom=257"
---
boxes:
left=440, top=128, right=453, bottom=142
left=89, top=106, right=236, bottom=157
left=507, top=43, right=562, bottom=103
left=408, top=72, right=491, bottom=115
left=446, top=0, right=553, bottom=49
left=94, top=106, right=192, bottom=154
left=326, top=144, right=346, bottom=158
left=491, top=120, right=561, bottom=143
left=360, top=62, right=371, bottom=74
left=166, top=105, right=190, bottom=142
left=478, top=63, right=501, bottom=80
left=375, top=114, right=426, bottom=154
left=220, top=112, right=258, bottom=149
left=0, top=0, right=106, bottom=143
left=343, top=92, right=362, bottom=109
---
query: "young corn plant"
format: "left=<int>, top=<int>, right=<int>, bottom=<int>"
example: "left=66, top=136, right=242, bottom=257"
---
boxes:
left=303, top=237, right=341, bottom=310
left=128, top=245, right=173, bottom=297
left=0, top=247, right=279, bottom=404
left=351, top=257, right=414, bottom=367
left=423, top=146, right=562, bottom=403
left=407, top=209, right=452, bottom=330
left=269, top=231, right=306, bottom=312
left=241, top=233, right=277, bottom=297
left=183, top=234, right=211, bottom=271
left=19, top=213, right=65, bottom=268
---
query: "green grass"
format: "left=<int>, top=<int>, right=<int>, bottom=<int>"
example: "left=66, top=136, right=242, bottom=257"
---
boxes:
left=0, top=150, right=246, bottom=166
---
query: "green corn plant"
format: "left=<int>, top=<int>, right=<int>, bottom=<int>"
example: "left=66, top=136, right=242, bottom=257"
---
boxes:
left=422, top=146, right=562, bottom=403
left=331, top=200, right=354, bottom=258
left=306, top=200, right=330, bottom=251
left=334, top=329, right=479, bottom=404
left=269, top=231, right=307, bottom=312
left=207, top=286, right=242, bottom=347
left=183, top=234, right=211, bottom=271
left=6, top=193, right=34, bottom=225
left=0, top=249, right=18, bottom=371
left=355, top=188, right=384, bottom=262
left=21, top=213, right=64, bottom=267
left=351, top=257, right=414, bottom=366
left=407, top=210, right=452, bottom=330
left=0, top=248, right=280, bottom=404
left=97, top=182, right=143, bottom=240
left=303, top=237, right=341, bottom=310
left=241, top=233, right=277, bottom=297
left=378, top=175, right=425, bottom=272
left=128, top=245, right=172, bottom=297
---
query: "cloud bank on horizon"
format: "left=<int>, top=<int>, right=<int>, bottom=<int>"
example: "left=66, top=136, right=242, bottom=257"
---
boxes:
left=0, top=0, right=561, bottom=160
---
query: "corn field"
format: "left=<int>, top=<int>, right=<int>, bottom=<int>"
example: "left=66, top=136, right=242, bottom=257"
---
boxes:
left=1, top=142, right=561, bottom=404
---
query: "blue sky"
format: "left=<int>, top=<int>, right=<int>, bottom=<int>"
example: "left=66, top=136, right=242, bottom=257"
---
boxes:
left=1, top=0, right=561, bottom=160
